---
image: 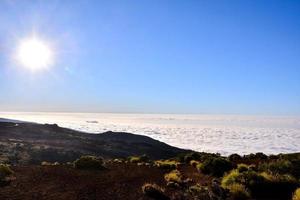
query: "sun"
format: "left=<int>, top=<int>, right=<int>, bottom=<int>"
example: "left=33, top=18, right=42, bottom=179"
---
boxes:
left=17, top=37, right=53, bottom=70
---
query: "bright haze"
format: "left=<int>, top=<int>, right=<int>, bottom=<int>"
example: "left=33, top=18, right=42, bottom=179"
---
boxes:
left=0, top=1, right=299, bottom=115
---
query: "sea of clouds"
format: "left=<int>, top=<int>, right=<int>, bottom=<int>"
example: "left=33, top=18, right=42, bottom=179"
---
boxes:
left=1, top=112, right=300, bottom=155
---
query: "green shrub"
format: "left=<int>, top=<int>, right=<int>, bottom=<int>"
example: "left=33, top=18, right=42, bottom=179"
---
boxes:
left=190, top=160, right=200, bottom=167
left=243, top=153, right=268, bottom=161
left=0, top=164, right=13, bottom=179
left=199, top=157, right=233, bottom=177
left=183, top=152, right=203, bottom=163
left=164, top=170, right=182, bottom=183
left=227, top=183, right=250, bottom=200
left=179, top=152, right=221, bottom=163
left=195, top=163, right=203, bottom=171
left=222, top=169, right=299, bottom=199
left=221, top=169, right=266, bottom=190
left=256, top=172, right=299, bottom=199
left=0, top=164, right=14, bottom=186
left=237, top=164, right=249, bottom=173
left=189, top=184, right=211, bottom=199
left=128, top=155, right=149, bottom=163
left=259, top=159, right=293, bottom=175
left=280, top=153, right=300, bottom=161
left=268, top=154, right=279, bottom=160
left=229, top=154, right=242, bottom=163
left=155, top=160, right=178, bottom=170
left=293, top=188, right=300, bottom=200
left=189, top=184, right=208, bottom=193
left=142, top=183, right=169, bottom=200
left=73, top=156, right=104, bottom=170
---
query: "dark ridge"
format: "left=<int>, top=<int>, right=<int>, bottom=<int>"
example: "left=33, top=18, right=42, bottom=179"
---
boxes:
left=0, top=121, right=190, bottom=164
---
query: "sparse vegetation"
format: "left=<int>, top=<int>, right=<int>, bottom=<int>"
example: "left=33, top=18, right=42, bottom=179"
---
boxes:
left=199, top=157, right=233, bottom=177
left=155, top=160, right=178, bottom=170
left=222, top=165, right=299, bottom=199
left=190, top=160, right=200, bottom=167
left=237, top=164, right=249, bottom=173
left=1, top=153, right=300, bottom=199
left=73, top=156, right=104, bottom=170
left=188, top=184, right=211, bottom=199
left=243, top=152, right=268, bottom=162
left=0, top=164, right=13, bottom=178
left=128, top=155, right=149, bottom=163
left=293, top=188, right=300, bottom=200
left=0, top=164, right=14, bottom=186
left=222, top=169, right=266, bottom=195
left=229, top=154, right=242, bottom=163
left=164, top=169, right=182, bottom=184
left=179, top=152, right=221, bottom=163
left=226, top=183, right=250, bottom=200
left=259, top=159, right=293, bottom=175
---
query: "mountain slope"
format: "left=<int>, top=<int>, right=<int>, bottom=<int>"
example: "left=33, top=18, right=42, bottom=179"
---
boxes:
left=0, top=121, right=189, bottom=164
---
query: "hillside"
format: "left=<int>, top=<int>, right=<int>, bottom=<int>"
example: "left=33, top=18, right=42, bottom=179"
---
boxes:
left=0, top=121, right=189, bottom=164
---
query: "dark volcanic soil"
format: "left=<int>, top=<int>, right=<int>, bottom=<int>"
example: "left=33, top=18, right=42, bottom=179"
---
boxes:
left=0, top=163, right=211, bottom=200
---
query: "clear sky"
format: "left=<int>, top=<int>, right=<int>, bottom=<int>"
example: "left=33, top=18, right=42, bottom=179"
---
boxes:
left=0, top=0, right=299, bottom=115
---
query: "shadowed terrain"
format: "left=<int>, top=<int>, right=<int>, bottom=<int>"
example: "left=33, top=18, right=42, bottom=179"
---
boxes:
left=0, top=121, right=189, bottom=164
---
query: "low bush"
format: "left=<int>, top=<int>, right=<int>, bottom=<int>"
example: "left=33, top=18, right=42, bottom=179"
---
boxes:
left=226, top=183, right=250, bottom=200
left=184, top=152, right=221, bottom=163
left=290, top=159, right=300, bottom=179
left=0, top=164, right=13, bottom=178
left=155, top=160, right=178, bottom=170
left=142, top=183, right=169, bottom=200
left=0, top=164, right=14, bottom=186
left=229, top=154, right=242, bottom=163
left=178, top=152, right=221, bottom=163
left=73, top=156, right=104, bottom=170
left=259, top=159, right=293, bottom=175
left=199, top=157, right=233, bottom=177
left=280, top=153, right=300, bottom=161
left=268, top=154, right=280, bottom=160
left=183, top=152, right=203, bottom=163
left=222, top=168, right=299, bottom=199
left=128, top=155, right=149, bottom=163
left=293, top=188, right=300, bottom=200
left=164, top=170, right=182, bottom=184
left=190, top=160, right=200, bottom=167
left=195, top=163, right=202, bottom=171
left=222, top=169, right=266, bottom=192
left=237, top=164, right=249, bottom=173
left=189, top=184, right=211, bottom=199
left=243, top=153, right=268, bottom=162
left=256, top=172, right=298, bottom=199
left=189, top=184, right=208, bottom=193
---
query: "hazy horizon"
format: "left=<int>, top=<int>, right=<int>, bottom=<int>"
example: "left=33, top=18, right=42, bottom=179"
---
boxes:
left=1, top=112, right=300, bottom=155
left=1, top=111, right=300, bottom=117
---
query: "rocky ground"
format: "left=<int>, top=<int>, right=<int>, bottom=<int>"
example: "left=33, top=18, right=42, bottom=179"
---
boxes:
left=0, top=162, right=212, bottom=200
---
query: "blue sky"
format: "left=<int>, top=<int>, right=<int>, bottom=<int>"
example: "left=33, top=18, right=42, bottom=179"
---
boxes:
left=0, top=0, right=299, bottom=114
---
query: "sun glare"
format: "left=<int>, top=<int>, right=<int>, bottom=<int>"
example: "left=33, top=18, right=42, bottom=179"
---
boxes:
left=17, top=37, right=53, bottom=70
